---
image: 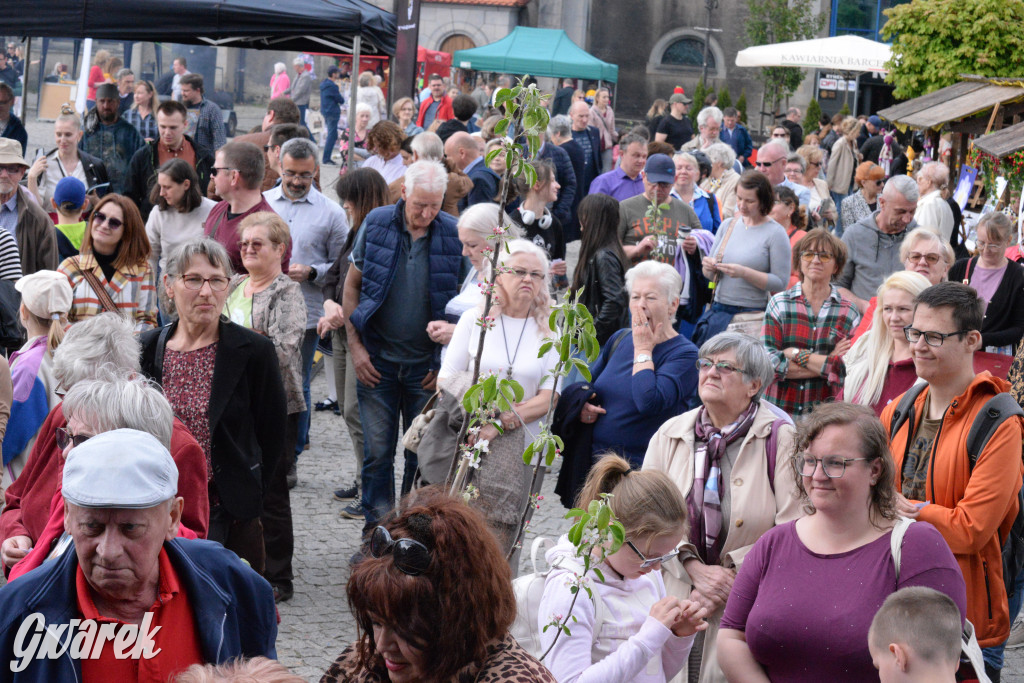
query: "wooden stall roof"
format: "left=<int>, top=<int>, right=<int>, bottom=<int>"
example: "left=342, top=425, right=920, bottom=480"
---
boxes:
left=878, top=77, right=1024, bottom=131
left=973, top=119, right=1024, bottom=158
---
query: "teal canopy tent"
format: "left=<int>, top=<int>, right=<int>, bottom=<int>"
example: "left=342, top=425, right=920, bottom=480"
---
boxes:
left=453, top=27, right=618, bottom=83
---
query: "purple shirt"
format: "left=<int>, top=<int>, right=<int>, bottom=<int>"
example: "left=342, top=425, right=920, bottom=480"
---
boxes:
left=588, top=167, right=644, bottom=202
left=721, top=520, right=966, bottom=683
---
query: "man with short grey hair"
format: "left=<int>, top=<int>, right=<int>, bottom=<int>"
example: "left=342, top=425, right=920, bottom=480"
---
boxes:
left=343, top=160, right=465, bottom=538
left=756, top=139, right=811, bottom=206
left=681, top=106, right=723, bottom=152
left=836, top=175, right=920, bottom=312
left=388, top=131, right=472, bottom=214
left=549, top=114, right=586, bottom=240
left=264, top=136, right=348, bottom=488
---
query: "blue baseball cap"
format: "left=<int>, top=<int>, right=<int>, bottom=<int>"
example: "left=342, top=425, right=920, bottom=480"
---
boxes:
left=53, top=176, right=86, bottom=209
left=644, top=154, right=676, bottom=184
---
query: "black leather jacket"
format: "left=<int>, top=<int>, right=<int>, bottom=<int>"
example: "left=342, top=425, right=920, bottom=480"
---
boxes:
left=578, top=248, right=629, bottom=345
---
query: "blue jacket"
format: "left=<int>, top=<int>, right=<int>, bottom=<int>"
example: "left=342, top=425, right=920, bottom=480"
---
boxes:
left=0, top=538, right=277, bottom=682
left=1, top=114, right=27, bottom=156
left=537, top=142, right=577, bottom=229
left=571, top=125, right=602, bottom=194
left=721, top=122, right=753, bottom=164
left=349, top=201, right=463, bottom=367
left=319, top=78, right=345, bottom=119
left=459, top=162, right=501, bottom=212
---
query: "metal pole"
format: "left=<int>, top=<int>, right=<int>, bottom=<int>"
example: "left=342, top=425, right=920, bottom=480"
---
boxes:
left=698, top=0, right=719, bottom=87
left=346, top=36, right=361, bottom=172
left=21, top=37, right=31, bottom=120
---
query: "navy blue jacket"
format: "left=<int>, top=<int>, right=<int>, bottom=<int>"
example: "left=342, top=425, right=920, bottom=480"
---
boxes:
left=459, top=162, right=501, bottom=212
left=559, top=139, right=586, bottom=241
left=0, top=538, right=277, bottom=682
left=537, top=142, right=577, bottom=230
left=319, top=78, right=345, bottom=120
left=1, top=114, right=27, bottom=156
left=721, top=122, right=753, bottom=164
left=571, top=126, right=602, bottom=194
left=349, top=201, right=463, bottom=368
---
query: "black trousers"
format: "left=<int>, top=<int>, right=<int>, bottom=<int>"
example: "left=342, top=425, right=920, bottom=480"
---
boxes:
left=260, top=412, right=298, bottom=590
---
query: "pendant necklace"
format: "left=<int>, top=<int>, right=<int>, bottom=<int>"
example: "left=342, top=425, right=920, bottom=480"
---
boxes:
left=501, top=305, right=533, bottom=380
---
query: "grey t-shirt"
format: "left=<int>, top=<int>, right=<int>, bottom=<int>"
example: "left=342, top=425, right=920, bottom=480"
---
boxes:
left=708, top=217, right=791, bottom=308
left=836, top=211, right=915, bottom=301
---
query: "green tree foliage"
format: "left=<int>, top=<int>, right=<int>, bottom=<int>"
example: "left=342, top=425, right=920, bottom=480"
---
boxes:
left=718, top=87, right=733, bottom=110
left=691, top=80, right=708, bottom=126
left=882, top=0, right=1024, bottom=100
left=736, top=90, right=749, bottom=124
left=839, top=102, right=851, bottom=116
left=803, top=98, right=822, bottom=133
left=744, top=0, right=827, bottom=115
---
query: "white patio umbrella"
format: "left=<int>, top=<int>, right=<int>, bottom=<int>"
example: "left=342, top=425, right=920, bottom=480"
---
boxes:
left=735, top=35, right=892, bottom=73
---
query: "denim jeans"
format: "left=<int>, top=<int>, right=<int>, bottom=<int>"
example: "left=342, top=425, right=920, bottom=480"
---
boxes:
left=295, top=329, right=319, bottom=457
left=830, top=191, right=848, bottom=237
left=356, top=356, right=432, bottom=532
left=322, top=114, right=339, bottom=164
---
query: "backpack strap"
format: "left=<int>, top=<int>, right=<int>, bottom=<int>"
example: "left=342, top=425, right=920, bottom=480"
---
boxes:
left=965, top=393, right=1024, bottom=469
left=888, top=382, right=928, bottom=449
left=889, top=516, right=916, bottom=583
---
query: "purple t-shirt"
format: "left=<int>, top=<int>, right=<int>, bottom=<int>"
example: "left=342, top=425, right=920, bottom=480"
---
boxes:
left=588, top=168, right=644, bottom=202
left=720, top=520, right=966, bottom=683
left=970, top=262, right=1007, bottom=306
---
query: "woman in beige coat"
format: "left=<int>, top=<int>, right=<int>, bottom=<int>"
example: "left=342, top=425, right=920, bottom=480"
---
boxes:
left=642, top=331, right=802, bottom=683
left=825, top=117, right=862, bottom=228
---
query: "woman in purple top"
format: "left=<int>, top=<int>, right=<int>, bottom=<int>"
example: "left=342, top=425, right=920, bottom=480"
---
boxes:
left=717, top=402, right=966, bottom=682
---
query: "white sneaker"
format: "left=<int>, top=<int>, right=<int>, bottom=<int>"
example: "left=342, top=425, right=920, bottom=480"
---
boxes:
left=1006, top=613, right=1024, bottom=649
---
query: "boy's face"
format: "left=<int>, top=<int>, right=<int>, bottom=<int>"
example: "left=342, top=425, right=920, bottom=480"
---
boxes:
left=868, top=640, right=903, bottom=683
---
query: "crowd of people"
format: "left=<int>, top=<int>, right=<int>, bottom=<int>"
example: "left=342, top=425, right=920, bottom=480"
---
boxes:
left=0, top=49, right=1022, bottom=682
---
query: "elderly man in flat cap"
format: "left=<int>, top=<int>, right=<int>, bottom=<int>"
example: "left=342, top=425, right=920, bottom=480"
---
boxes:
left=0, top=429, right=276, bottom=681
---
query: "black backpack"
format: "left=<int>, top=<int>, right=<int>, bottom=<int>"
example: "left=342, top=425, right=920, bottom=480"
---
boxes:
left=889, top=384, right=1024, bottom=599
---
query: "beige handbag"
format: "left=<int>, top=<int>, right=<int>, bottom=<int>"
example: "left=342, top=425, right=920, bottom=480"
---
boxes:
left=401, top=391, right=440, bottom=453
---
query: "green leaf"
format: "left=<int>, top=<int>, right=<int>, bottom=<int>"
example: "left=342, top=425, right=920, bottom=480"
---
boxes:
left=597, top=504, right=610, bottom=530
left=565, top=507, right=585, bottom=519
left=610, top=522, right=625, bottom=550
left=485, top=148, right=501, bottom=165
left=494, top=88, right=512, bottom=106
left=567, top=520, right=582, bottom=545
left=522, top=441, right=536, bottom=466
left=573, top=358, right=592, bottom=382
left=538, top=340, right=553, bottom=358
left=545, top=440, right=557, bottom=466
left=511, top=85, right=522, bottom=97
left=561, top=624, right=571, bottom=636
left=523, top=163, right=537, bottom=188
left=592, top=567, right=605, bottom=583
left=494, top=117, right=509, bottom=136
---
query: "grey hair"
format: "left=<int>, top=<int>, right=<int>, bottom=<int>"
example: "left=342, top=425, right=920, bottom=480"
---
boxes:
left=115, top=68, right=133, bottom=80
left=280, top=137, right=319, bottom=166
left=62, top=373, right=174, bottom=449
left=292, top=56, right=305, bottom=66
left=699, top=331, right=776, bottom=394
left=704, top=141, right=736, bottom=169
left=547, top=114, right=571, bottom=139
left=165, top=238, right=234, bottom=278
left=884, top=174, right=919, bottom=204
left=786, top=153, right=806, bottom=173
left=921, top=161, right=950, bottom=191
left=52, top=313, right=140, bottom=391
left=697, top=106, right=724, bottom=128
left=618, top=133, right=648, bottom=154
left=404, top=160, right=449, bottom=195
left=899, top=227, right=955, bottom=267
left=625, top=260, right=683, bottom=301
left=274, top=62, right=286, bottom=74
left=410, top=131, right=444, bottom=161
left=355, top=102, right=373, bottom=117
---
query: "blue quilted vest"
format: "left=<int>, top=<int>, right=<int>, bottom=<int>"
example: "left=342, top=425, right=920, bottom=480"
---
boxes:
left=349, top=201, right=463, bottom=364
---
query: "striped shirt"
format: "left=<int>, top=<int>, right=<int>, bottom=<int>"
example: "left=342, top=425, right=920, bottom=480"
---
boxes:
left=58, top=254, right=158, bottom=332
left=0, top=225, right=22, bottom=281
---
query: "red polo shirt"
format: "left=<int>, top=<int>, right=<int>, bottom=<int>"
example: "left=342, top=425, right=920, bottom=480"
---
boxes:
left=76, top=548, right=204, bottom=682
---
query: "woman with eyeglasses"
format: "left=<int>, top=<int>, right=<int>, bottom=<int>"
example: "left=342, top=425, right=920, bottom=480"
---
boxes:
left=769, top=126, right=790, bottom=151
left=323, top=489, right=555, bottom=682
left=948, top=212, right=1024, bottom=354
left=791, top=145, right=837, bottom=230
left=391, top=96, right=423, bottom=137
left=437, top=240, right=558, bottom=549
left=139, top=238, right=288, bottom=583
left=840, top=162, right=885, bottom=232
left=641, top=332, right=801, bottom=683
left=826, top=117, right=863, bottom=232
left=841, top=270, right=931, bottom=416
left=718, top=402, right=966, bottom=683
left=540, top=455, right=709, bottom=683
left=762, top=229, right=860, bottom=416
left=57, top=194, right=157, bottom=332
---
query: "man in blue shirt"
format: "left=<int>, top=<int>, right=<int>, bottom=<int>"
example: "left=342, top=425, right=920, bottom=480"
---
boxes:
left=343, top=160, right=466, bottom=544
left=720, top=106, right=753, bottom=168
left=588, top=133, right=648, bottom=202
left=319, top=66, right=345, bottom=165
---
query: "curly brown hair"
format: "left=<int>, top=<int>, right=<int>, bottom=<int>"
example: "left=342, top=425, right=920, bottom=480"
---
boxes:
left=365, top=120, right=404, bottom=157
left=346, top=488, right=516, bottom=681
left=791, top=402, right=897, bottom=526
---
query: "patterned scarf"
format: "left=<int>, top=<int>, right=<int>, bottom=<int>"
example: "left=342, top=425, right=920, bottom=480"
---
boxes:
left=689, top=401, right=758, bottom=565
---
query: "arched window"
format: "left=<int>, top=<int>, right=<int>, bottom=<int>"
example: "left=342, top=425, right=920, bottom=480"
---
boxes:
left=661, top=37, right=715, bottom=70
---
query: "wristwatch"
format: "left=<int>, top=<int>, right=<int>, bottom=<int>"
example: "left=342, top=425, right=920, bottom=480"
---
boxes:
left=307, top=266, right=318, bottom=281
left=634, top=354, right=653, bottom=365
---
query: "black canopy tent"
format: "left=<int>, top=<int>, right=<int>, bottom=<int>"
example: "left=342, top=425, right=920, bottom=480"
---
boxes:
left=9, top=0, right=396, bottom=166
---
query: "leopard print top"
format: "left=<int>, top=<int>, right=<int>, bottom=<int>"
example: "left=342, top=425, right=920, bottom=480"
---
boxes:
left=319, top=633, right=555, bottom=682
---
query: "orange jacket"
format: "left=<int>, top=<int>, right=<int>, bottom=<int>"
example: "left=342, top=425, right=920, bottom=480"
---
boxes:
left=881, top=372, right=1023, bottom=647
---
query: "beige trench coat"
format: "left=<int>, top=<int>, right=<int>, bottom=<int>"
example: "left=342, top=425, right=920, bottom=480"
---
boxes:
left=642, top=400, right=803, bottom=683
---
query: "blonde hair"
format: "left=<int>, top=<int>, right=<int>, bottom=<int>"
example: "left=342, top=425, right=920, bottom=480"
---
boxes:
left=93, top=50, right=111, bottom=68
left=577, top=454, right=687, bottom=542
left=491, top=238, right=553, bottom=329
left=843, top=270, right=931, bottom=406
left=173, top=657, right=304, bottom=683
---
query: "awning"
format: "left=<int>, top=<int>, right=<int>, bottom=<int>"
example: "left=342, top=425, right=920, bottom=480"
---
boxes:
left=877, top=78, right=1024, bottom=131
left=453, top=27, right=617, bottom=83
left=735, top=35, right=891, bottom=74
left=973, top=119, right=1024, bottom=158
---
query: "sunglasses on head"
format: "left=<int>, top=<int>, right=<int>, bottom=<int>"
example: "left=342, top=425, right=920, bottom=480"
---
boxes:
left=93, top=210, right=123, bottom=230
left=369, top=526, right=431, bottom=576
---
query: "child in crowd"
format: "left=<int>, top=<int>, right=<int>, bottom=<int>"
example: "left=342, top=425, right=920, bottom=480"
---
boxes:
left=50, top=177, right=89, bottom=261
left=869, top=586, right=961, bottom=683
left=539, top=454, right=708, bottom=682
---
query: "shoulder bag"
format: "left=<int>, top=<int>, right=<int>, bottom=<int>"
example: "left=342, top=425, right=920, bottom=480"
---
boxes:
left=72, top=256, right=123, bottom=317
left=692, top=217, right=765, bottom=344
